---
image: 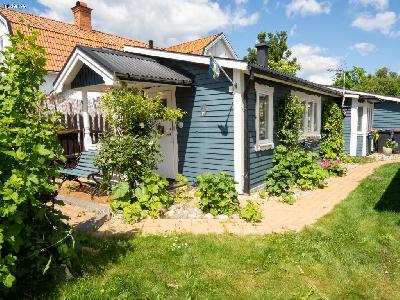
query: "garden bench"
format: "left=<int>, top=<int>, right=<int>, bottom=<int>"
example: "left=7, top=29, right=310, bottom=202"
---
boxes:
left=59, top=150, right=102, bottom=197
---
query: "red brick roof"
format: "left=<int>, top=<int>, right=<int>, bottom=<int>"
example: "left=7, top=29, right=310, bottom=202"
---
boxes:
left=0, top=8, right=223, bottom=72
left=0, top=8, right=148, bottom=72
left=165, top=33, right=222, bottom=55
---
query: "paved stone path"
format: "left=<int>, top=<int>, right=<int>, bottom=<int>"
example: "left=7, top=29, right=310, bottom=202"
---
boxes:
left=92, top=160, right=398, bottom=235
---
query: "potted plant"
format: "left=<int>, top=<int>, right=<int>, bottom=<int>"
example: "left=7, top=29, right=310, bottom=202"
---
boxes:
left=383, top=139, right=396, bottom=155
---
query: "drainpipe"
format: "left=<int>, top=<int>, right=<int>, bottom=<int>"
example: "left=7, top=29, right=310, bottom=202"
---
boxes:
left=242, top=68, right=254, bottom=194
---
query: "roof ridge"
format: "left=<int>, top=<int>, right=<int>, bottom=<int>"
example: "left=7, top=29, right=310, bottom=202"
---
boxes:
left=0, top=7, right=147, bottom=45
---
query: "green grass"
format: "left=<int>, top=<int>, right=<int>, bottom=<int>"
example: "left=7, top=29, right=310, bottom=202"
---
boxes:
left=34, top=163, right=400, bottom=299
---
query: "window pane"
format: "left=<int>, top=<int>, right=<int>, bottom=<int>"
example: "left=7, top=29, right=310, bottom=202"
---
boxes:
left=307, top=102, right=312, bottom=133
left=313, top=102, right=318, bottom=133
left=357, top=106, right=363, bottom=132
left=259, top=94, right=269, bottom=141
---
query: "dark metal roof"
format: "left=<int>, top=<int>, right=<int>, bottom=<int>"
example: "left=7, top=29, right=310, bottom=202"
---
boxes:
left=249, top=63, right=342, bottom=97
left=77, top=46, right=193, bottom=86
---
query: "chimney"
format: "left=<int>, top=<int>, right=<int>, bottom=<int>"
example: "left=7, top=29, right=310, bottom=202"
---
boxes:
left=149, top=40, right=154, bottom=49
left=71, top=1, right=92, bottom=31
left=255, top=42, right=269, bottom=67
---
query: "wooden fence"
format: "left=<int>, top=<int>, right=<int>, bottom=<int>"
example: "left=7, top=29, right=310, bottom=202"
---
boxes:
left=57, top=113, right=108, bottom=159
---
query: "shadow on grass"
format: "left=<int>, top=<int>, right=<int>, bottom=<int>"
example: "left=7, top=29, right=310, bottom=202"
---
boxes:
left=374, top=166, right=400, bottom=212
left=17, top=233, right=135, bottom=299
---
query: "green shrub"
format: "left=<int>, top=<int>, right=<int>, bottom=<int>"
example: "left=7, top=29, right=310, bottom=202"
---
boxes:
left=240, top=201, right=262, bottom=222
left=173, top=174, right=192, bottom=203
left=258, top=189, right=267, bottom=199
left=0, top=30, right=74, bottom=291
left=343, top=155, right=375, bottom=164
left=196, top=172, right=239, bottom=216
left=320, top=159, right=347, bottom=176
left=320, top=102, right=345, bottom=159
left=282, top=193, right=296, bottom=205
left=111, top=174, right=172, bottom=223
left=266, top=145, right=328, bottom=196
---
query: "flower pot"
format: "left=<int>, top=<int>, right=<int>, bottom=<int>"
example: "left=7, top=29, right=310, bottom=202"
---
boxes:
left=382, top=146, right=393, bottom=155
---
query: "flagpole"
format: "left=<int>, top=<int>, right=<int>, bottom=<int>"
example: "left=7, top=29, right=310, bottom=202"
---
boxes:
left=210, top=55, right=235, bottom=87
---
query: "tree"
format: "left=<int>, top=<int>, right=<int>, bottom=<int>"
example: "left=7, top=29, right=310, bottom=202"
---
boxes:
left=0, top=30, right=74, bottom=292
left=333, top=66, right=400, bottom=96
left=332, top=66, right=367, bottom=90
left=244, top=31, right=301, bottom=75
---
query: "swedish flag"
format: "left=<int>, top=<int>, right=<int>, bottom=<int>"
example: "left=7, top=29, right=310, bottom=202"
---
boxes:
left=208, top=56, right=220, bottom=80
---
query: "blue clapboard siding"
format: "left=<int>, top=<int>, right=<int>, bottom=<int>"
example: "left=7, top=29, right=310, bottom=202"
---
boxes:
left=247, top=79, right=290, bottom=189
left=175, top=63, right=234, bottom=183
left=247, top=78, right=339, bottom=189
left=356, top=135, right=363, bottom=156
left=71, top=64, right=104, bottom=89
left=342, top=98, right=352, bottom=154
left=373, top=101, right=400, bottom=129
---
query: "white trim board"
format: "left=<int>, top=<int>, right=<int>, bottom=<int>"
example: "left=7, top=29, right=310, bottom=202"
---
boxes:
left=204, top=34, right=238, bottom=59
left=233, top=69, right=245, bottom=194
left=254, top=82, right=274, bottom=151
left=329, top=87, right=400, bottom=103
left=123, top=46, right=248, bottom=71
left=53, top=48, right=115, bottom=93
left=255, top=73, right=340, bottom=98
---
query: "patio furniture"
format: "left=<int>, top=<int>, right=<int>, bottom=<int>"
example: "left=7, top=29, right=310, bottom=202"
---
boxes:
left=59, top=150, right=102, bottom=197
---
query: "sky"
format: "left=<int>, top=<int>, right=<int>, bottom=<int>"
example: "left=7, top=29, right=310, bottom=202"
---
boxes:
left=7, top=0, right=400, bottom=84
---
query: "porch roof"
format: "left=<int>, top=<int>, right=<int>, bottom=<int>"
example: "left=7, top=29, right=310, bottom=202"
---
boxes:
left=53, top=46, right=193, bottom=92
left=78, top=46, right=193, bottom=85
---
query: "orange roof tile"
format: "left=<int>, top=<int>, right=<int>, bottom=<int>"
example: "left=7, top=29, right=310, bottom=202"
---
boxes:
left=0, top=8, right=148, bottom=72
left=165, top=33, right=222, bottom=55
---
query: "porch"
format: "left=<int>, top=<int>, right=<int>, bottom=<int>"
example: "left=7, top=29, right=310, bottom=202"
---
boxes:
left=52, top=45, right=193, bottom=178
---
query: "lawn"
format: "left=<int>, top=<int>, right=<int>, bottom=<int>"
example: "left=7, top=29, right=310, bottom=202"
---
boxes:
left=33, top=163, right=400, bottom=299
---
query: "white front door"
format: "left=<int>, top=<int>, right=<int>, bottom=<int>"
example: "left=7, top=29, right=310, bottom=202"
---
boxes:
left=156, top=90, right=178, bottom=179
left=351, top=99, right=374, bottom=156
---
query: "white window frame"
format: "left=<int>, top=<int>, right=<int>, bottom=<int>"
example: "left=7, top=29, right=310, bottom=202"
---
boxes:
left=255, top=82, right=274, bottom=151
left=292, top=90, right=321, bottom=138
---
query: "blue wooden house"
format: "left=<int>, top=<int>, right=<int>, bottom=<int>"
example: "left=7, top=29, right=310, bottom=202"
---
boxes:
left=327, top=87, right=400, bottom=156
left=54, top=41, right=399, bottom=194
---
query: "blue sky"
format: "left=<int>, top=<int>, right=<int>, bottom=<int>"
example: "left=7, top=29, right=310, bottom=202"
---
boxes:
left=8, top=0, right=400, bottom=84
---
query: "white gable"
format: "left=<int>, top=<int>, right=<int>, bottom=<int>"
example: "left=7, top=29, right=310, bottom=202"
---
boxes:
left=203, top=34, right=238, bottom=59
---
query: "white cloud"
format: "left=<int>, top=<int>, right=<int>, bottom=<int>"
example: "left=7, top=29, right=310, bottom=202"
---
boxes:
left=36, top=0, right=259, bottom=46
left=350, top=0, right=389, bottom=10
left=349, top=42, right=377, bottom=56
left=351, top=11, right=397, bottom=35
left=291, top=43, right=341, bottom=85
left=285, top=0, right=331, bottom=17
left=289, top=24, right=298, bottom=36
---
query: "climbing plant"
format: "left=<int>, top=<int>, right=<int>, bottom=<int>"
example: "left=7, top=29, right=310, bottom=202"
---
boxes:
left=95, top=87, right=184, bottom=189
left=265, top=93, right=327, bottom=200
left=277, top=93, right=304, bottom=149
left=319, top=102, right=345, bottom=159
left=0, top=30, right=74, bottom=292
left=96, top=88, right=184, bottom=223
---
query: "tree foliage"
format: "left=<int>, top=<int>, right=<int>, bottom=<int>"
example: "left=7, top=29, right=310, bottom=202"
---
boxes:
left=0, top=30, right=74, bottom=292
left=244, top=31, right=301, bottom=75
left=333, top=66, right=400, bottom=96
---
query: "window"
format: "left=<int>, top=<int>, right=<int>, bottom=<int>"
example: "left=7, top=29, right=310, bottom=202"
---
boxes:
left=255, top=83, right=274, bottom=151
left=294, top=91, right=321, bottom=137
